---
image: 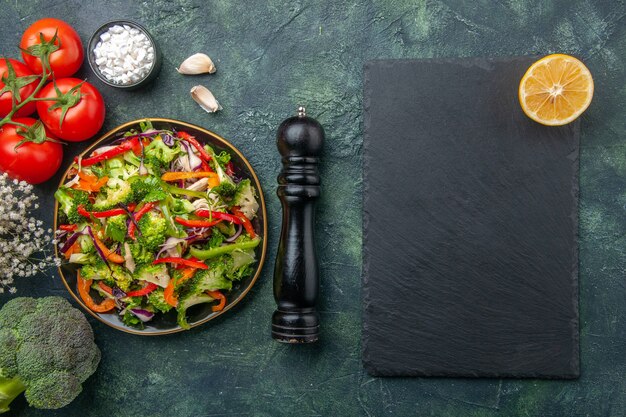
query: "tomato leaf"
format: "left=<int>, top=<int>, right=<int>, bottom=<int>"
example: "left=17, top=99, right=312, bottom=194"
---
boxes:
left=0, top=59, right=39, bottom=103
left=20, top=30, right=61, bottom=72
left=14, top=120, right=63, bottom=149
left=47, top=79, right=84, bottom=129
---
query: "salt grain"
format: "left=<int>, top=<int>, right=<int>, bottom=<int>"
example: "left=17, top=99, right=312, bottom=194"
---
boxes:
left=93, top=24, right=154, bottom=85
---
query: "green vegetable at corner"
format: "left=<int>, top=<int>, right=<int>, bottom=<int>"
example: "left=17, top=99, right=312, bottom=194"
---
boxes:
left=0, top=296, right=100, bottom=413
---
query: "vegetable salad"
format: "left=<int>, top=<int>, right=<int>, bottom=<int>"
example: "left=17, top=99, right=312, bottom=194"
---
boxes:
left=54, top=122, right=261, bottom=329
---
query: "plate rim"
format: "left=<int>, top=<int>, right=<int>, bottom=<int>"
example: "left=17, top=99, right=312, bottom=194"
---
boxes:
left=53, top=117, right=269, bottom=336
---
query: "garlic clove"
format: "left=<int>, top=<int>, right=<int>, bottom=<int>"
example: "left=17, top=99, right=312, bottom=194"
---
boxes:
left=190, top=85, right=222, bottom=113
left=177, top=53, right=216, bottom=75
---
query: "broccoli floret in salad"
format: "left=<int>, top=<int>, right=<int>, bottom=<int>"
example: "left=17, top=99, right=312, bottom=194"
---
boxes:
left=176, top=293, right=215, bottom=330
left=129, top=175, right=167, bottom=203
left=80, top=261, right=110, bottom=281
left=189, top=261, right=232, bottom=293
left=147, top=289, right=172, bottom=314
left=144, top=139, right=179, bottom=166
left=232, top=179, right=259, bottom=219
left=126, top=242, right=154, bottom=266
left=110, top=264, right=133, bottom=292
left=137, top=211, right=168, bottom=252
left=54, top=187, right=91, bottom=224
left=105, top=215, right=127, bottom=243
left=206, top=146, right=235, bottom=187
left=211, top=182, right=237, bottom=201
left=93, top=178, right=133, bottom=211
left=227, top=248, right=257, bottom=281
left=133, top=264, right=170, bottom=288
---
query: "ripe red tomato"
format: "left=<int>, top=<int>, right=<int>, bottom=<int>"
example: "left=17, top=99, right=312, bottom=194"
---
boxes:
left=0, top=58, right=39, bottom=117
left=36, top=78, right=105, bottom=142
left=0, top=117, right=63, bottom=184
left=20, top=18, right=83, bottom=78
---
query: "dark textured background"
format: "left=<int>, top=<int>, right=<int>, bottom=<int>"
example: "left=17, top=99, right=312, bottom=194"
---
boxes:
left=0, top=0, right=624, bottom=416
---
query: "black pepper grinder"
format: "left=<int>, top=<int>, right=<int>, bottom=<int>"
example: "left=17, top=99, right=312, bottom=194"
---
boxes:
left=272, top=106, right=324, bottom=343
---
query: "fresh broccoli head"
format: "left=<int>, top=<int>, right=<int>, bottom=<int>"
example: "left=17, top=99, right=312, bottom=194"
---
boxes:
left=110, top=264, right=133, bottom=292
left=54, top=187, right=91, bottom=224
left=93, top=178, right=133, bottom=211
left=232, top=179, right=259, bottom=219
left=147, top=289, right=172, bottom=314
left=0, top=297, right=100, bottom=412
left=79, top=261, right=110, bottom=281
left=190, top=261, right=232, bottom=292
left=144, top=139, right=179, bottom=166
left=126, top=242, right=154, bottom=266
left=129, top=175, right=167, bottom=203
left=137, top=211, right=168, bottom=252
left=104, top=215, right=127, bottom=243
left=211, top=182, right=237, bottom=201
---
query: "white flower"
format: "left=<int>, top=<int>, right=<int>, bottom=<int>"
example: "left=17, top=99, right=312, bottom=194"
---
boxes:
left=0, top=173, right=55, bottom=294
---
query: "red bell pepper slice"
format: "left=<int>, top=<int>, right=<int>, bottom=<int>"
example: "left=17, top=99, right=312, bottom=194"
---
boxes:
left=59, top=224, right=77, bottom=231
left=201, top=159, right=213, bottom=172
left=77, top=204, right=91, bottom=219
left=231, top=206, right=256, bottom=239
left=153, top=257, right=208, bottom=270
left=177, top=131, right=212, bottom=162
left=126, top=282, right=158, bottom=297
left=92, top=208, right=127, bottom=218
left=78, top=137, right=140, bottom=167
left=128, top=202, right=155, bottom=239
left=174, top=217, right=222, bottom=228
left=195, top=209, right=242, bottom=225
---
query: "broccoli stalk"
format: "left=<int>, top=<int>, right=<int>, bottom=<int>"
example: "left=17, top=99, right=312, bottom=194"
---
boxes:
left=189, top=237, right=261, bottom=260
left=0, top=377, right=26, bottom=413
left=0, top=297, right=100, bottom=411
left=176, top=293, right=215, bottom=329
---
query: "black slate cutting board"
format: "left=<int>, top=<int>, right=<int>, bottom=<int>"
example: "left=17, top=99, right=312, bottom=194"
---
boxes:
left=362, top=57, right=580, bottom=378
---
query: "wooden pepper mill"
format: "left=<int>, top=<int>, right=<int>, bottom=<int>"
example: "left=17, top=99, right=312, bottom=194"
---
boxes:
left=272, top=106, right=324, bottom=343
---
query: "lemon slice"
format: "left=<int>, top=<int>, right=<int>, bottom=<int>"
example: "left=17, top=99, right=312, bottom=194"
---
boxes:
left=519, top=54, right=594, bottom=126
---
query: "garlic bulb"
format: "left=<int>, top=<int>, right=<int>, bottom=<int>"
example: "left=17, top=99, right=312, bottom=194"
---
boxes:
left=177, top=53, right=216, bottom=74
left=190, top=85, right=222, bottom=113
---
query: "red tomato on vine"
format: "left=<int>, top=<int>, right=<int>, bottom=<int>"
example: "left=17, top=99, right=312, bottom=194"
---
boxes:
left=20, top=18, right=83, bottom=78
left=0, top=117, right=63, bottom=184
left=0, top=58, right=39, bottom=118
left=36, top=78, right=105, bottom=142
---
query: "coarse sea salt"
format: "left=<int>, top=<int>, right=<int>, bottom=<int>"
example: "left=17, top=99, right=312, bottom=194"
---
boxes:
left=93, top=24, right=155, bottom=85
